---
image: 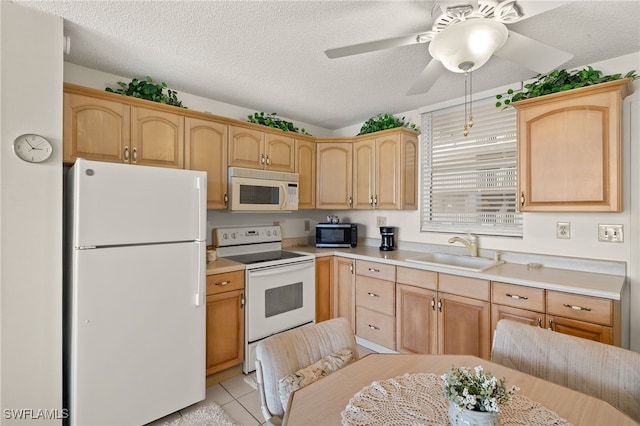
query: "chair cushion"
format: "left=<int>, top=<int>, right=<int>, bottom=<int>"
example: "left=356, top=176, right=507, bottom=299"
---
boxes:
left=277, top=348, right=354, bottom=408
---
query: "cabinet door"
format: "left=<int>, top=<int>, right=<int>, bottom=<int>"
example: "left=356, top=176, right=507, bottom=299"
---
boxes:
left=547, top=315, right=613, bottom=344
left=352, top=139, right=375, bottom=209
left=185, top=117, right=228, bottom=209
left=396, top=284, right=437, bottom=354
left=265, top=133, right=295, bottom=172
left=401, top=133, right=419, bottom=210
left=131, top=106, right=184, bottom=168
left=438, top=293, right=491, bottom=359
left=63, top=92, right=130, bottom=164
left=315, top=256, right=332, bottom=323
left=491, top=304, right=544, bottom=334
left=515, top=79, right=632, bottom=212
left=295, top=139, right=316, bottom=209
left=375, top=133, right=402, bottom=210
left=229, top=125, right=265, bottom=169
left=332, top=257, right=355, bottom=332
left=206, top=289, right=244, bottom=375
left=316, top=142, right=353, bottom=209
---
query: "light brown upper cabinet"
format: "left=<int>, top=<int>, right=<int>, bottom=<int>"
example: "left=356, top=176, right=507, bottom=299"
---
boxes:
left=185, top=116, right=229, bottom=209
left=64, top=84, right=184, bottom=168
left=64, top=90, right=131, bottom=164
left=295, top=138, right=316, bottom=209
left=352, top=129, right=418, bottom=210
left=228, top=124, right=295, bottom=172
left=316, top=141, right=353, bottom=209
left=514, top=78, right=633, bottom=212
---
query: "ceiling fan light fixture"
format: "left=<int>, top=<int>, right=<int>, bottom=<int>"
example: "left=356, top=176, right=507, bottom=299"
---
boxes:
left=428, top=19, right=508, bottom=73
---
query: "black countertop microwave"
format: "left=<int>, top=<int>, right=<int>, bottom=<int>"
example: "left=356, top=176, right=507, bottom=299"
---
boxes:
left=315, top=223, right=357, bottom=248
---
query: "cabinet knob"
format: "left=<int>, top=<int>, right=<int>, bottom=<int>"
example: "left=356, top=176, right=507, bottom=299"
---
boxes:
left=520, top=192, right=525, bottom=207
left=132, top=147, right=138, bottom=163
left=265, top=155, right=270, bottom=166
left=123, top=146, right=129, bottom=162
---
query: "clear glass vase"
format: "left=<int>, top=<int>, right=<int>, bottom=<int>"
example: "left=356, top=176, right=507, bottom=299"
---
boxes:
left=448, top=401, right=500, bottom=426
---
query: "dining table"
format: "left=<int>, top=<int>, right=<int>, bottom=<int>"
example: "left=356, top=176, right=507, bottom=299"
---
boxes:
left=282, top=353, right=637, bottom=425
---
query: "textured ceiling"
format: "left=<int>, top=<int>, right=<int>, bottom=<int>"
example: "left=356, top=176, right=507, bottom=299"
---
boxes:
left=13, top=0, right=640, bottom=130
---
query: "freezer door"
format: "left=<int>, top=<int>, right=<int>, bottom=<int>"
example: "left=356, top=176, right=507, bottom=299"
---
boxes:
left=69, top=242, right=205, bottom=426
left=70, top=159, right=206, bottom=247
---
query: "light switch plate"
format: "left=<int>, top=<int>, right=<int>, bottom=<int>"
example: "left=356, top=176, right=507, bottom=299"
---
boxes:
left=598, top=224, right=624, bottom=242
left=376, top=216, right=387, bottom=227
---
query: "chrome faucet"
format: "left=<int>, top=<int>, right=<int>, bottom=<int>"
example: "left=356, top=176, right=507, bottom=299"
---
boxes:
left=448, top=234, right=479, bottom=257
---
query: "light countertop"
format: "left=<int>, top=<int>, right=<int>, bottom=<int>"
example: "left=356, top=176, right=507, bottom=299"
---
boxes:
left=207, top=245, right=625, bottom=300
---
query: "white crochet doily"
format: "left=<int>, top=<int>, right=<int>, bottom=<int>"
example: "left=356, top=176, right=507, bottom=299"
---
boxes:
left=341, top=373, right=572, bottom=426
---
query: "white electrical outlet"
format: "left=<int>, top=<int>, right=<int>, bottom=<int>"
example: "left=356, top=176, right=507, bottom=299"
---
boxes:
left=598, top=224, right=624, bottom=242
left=376, top=216, right=387, bottom=227
left=556, top=222, right=570, bottom=239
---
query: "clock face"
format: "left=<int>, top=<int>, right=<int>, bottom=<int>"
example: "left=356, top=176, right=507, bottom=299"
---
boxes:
left=13, top=134, right=53, bottom=163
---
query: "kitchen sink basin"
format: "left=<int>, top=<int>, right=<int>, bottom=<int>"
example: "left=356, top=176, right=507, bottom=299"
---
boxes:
left=405, top=252, right=504, bottom=272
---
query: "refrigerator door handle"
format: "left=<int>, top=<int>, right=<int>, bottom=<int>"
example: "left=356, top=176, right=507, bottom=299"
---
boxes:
left=195, top=244, right=205, bottom=307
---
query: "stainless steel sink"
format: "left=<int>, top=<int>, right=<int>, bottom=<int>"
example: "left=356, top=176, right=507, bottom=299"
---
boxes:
left=405, top=252, right=504, bottom=272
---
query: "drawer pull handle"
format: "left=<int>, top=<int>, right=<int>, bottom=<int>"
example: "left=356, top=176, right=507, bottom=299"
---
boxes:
left=367, top=292, right=379, bottom=298
left=368, top=324, right=380, bottom=331
left=368, top=268, right=380, bottom=273
left=563, top=303, right=591, bottom=312
left=536, top=317, right=542, bottom=327
left=506, top=293, right=528, bottom=300
left=215, top=280, right=231, bottom=286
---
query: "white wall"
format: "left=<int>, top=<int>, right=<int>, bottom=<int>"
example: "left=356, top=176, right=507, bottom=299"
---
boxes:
left=0, top=2, right=63, bottom=424
left=337, top=53, right=640, bottom=351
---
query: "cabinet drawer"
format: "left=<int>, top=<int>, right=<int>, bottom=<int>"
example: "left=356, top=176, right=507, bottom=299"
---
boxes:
left=355, top=276, right=394, bottom=316
left=356, top=306, right=395, bottom=349
left=439, top=274, right=490, bottom=301
left=206, top=270, right=244, bottom=295
left=396, top=266, right=437, bottom=290
left=355, top=260, right=396, bottom=281
left=492, top=282, right=545, bottom=312
left=546, top=291, right=612, bottom=326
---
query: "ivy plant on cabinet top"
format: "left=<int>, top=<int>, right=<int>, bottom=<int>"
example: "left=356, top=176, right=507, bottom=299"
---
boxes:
left=357, top=113, right=419, bottom=136
left=247, top=112, right=311, bottom=135
left=495, top=66, right=637, bottom=108
left=105, top=76, right=186, bottom=108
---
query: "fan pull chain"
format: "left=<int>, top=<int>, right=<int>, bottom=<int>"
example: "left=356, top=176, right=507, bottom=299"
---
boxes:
left=468, top=69, right=474, bottom=129
left=463, top=70, right=469, bottom=137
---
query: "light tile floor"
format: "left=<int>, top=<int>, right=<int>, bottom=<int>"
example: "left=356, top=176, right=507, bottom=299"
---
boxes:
left=150, top=345, right=376, bottom=425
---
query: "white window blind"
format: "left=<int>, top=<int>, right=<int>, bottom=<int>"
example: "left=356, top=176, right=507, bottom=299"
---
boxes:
left=421, top=100, right=522, bottom=237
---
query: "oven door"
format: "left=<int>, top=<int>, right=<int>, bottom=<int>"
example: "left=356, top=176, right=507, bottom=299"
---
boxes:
left=245, top=259, right=315, bottom=342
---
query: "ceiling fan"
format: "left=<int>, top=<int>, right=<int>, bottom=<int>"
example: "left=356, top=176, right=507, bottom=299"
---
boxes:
left=324, top=0, right=574, bottom=95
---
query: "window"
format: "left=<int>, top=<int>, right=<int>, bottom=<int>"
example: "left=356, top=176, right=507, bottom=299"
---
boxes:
left=421, top=100, right=522, bottom=237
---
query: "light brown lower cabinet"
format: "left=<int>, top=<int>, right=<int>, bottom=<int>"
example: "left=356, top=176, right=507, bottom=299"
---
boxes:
left=332, top=257, right=355, bottom=332
left=315, top=256, right=332, bottom=323
left=206, top=271, right=244, bottom=376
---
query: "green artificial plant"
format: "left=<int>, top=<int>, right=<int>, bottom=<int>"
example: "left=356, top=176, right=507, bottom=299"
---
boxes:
left=495, top=67, right=637, bottom=109
left=357, top=113, right=419, bottom=136
left=106, top=76, right=186, bottom=108
left=247, top=112, right=311, bottom=135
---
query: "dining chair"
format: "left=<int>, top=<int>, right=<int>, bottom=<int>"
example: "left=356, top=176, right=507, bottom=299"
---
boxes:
left=254, top=317, right=358, bottom=425
left=491, top=319, right=640, bottom=421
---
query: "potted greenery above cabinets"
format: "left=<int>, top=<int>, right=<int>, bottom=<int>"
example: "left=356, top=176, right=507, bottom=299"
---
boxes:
left=106, top=76, right=186, bottom=108
left=495, top=67, right=637, bottom=108
left=357, top=113, right=419, bottom=136
left=247, top=112, right=311, bottom=135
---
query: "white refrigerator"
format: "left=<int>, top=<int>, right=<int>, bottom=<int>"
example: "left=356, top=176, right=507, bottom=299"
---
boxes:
left=66, top=159, right=207, bottom=426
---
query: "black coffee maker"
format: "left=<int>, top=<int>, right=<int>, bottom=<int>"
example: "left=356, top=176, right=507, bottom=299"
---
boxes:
left=379, top=226, right=396, bottom=251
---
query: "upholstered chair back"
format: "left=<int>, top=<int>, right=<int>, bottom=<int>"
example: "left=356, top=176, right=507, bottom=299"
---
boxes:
left=492, top=319, right=640, bottom=421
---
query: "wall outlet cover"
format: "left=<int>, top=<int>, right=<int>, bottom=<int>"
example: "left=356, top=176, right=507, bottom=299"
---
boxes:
left=598, top=224, right=624, bottom=242
left=556, top=222, right=570, bottom=239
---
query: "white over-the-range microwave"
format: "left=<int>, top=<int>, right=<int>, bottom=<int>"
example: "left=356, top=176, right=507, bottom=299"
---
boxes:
left=227, top=167, right=299, bottom=211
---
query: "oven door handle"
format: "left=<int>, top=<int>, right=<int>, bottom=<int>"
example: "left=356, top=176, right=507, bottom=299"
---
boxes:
left=248, top=261, right=313, bottom=277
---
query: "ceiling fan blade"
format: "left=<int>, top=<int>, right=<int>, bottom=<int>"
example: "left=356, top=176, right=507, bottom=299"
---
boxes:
left=406, top=59, right=446, bottom=96
left=325, top=33, right=426, bottom=59
left=494, top=30, right=573, bottom=73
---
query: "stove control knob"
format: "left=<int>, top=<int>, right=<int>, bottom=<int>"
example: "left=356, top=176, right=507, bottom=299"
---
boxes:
left=266, top=230, right=271, bottom=236
left=222, top=232, right=228, bottom=240
left=231, top=232, right=237, bottom=239
left=273, top=229, right=279, bottom=236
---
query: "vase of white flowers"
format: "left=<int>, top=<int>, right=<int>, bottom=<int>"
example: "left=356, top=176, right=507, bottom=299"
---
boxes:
left=442, top=365, right=519, bottom=426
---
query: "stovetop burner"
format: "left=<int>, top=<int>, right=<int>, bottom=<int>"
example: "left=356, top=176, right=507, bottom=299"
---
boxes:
left=224, top=250, right=307, bottom=265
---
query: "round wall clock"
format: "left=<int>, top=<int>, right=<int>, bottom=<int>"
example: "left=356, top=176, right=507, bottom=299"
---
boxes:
left=13, top=134, right=53, bottom=163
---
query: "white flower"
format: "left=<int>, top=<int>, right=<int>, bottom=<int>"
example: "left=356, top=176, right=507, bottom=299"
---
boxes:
left=442, top=365, right=518, bottom=413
